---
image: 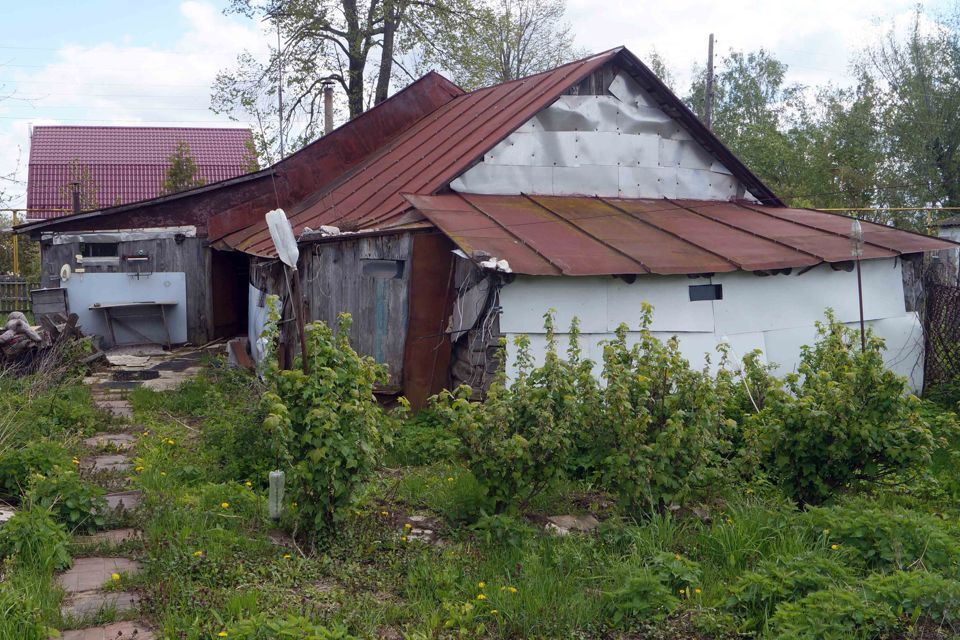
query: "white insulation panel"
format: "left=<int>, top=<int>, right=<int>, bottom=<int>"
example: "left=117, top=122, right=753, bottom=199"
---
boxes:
left=62, top=272, right=187, bottom=346
left=497, top=258, right=925, bottom=391
left=451, top=71, right=756, bottom=201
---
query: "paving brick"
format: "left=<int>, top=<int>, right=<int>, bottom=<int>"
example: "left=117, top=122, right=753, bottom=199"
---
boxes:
left=84, top=434, right=136, bottom=451
left=74, top=528, right=143, bottom=546
left=58, top=557, right=141, bottom=594
left=61, top=590, right=141, bottom=617
left=61, top=621, right=154, bottom=640
left=103, top=491, right=141, bottom=512
left=82, top=454, right=131, bottom=473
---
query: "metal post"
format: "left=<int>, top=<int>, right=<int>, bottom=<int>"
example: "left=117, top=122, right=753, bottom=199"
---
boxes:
left=323, top=80, right=334, bottom=135
left=290, top=267, right=309, bottom=374
left=11, top=210, right=18, bottom=276
left=71, top=182, right=81, bottom=214
left=705, top=33, right=715, bottom=130
left=277, top=21, right=284, bottom=160
left=850, top=219, right=865, bottom=352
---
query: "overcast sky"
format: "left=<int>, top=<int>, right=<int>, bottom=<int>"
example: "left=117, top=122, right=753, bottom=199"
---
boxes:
left=0, top=0, right=951, bottom=210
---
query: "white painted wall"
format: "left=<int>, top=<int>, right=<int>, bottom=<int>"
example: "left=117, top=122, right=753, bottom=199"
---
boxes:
left=498, top=257, right=925, bottom=390
left=451, top=71, right=756, bottom=201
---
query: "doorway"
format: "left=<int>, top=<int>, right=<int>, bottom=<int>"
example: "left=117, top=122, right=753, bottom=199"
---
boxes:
left=210, top=249, right=249, bottom=339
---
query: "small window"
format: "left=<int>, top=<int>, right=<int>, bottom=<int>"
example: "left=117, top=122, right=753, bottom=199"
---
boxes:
left=80, top=242, right=119, bottom=258
left=689, top=284, right=722, bottom=301
left=361, top=259, right=404, bottom=279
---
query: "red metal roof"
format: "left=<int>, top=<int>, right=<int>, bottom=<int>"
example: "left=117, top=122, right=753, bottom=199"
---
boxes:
left=26, top=126, right=254, bottom=220
left=404, top=193, right=955, bottom=276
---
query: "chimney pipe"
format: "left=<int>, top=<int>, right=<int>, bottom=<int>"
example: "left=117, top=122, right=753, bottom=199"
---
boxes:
left=70, top=182, right=81, bottom=214
left=323, top=80, right=334, bottom=135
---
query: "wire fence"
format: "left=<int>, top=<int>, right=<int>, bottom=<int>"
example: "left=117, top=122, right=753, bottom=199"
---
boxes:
left=923, top=279, right=960, bottom=388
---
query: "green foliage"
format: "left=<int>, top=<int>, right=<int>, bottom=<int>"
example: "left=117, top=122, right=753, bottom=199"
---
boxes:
left=862, top=570, right=960, bottom=629
left=161, top=140, right=205, bottom=195
left=388, top=408, right=460, bottom=467
left=0, top=440, right=70, bottom=498
left=469, top=513, right=534, bottom=548
left=593, top=305, right=720, bottom=512
left=263, top=314, right=389, bottom=537
left=431, top=312, right=586, bottom=514
left=0, top=505, right=71, bottom=571
left=224, top=614, right=355, bottom=639
left=726, top=552, right=855, bottom=631
left=755, top=312, right=935, bottom=505
left=605, top=569, right=680, bottom=626
left=800, top=499, right=960, bottom=573
left=646, top=550, right=702, bottom=594
left=0, top=582, right=53, bottom=640
left=27, top=469, right=106, bottom=534
left=769, top=588, right=898, bottom=640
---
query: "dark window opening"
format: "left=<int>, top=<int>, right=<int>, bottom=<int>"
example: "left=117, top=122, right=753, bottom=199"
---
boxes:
left=689, top=284, right=722, bottom=301
left=80, top=242, right=119, bottom=258
left=361, top=259, right=405, bottom=279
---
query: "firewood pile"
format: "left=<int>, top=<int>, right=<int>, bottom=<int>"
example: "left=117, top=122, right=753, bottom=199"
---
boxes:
left=0, top=311, right=92, bottom=372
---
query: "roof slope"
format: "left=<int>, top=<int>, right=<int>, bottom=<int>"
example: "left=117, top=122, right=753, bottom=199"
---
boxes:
left=26, top=126, right=254, bottom=220
left=405, top=193, right=955, bottom=275
left=220, top=47, right=782, bottom=257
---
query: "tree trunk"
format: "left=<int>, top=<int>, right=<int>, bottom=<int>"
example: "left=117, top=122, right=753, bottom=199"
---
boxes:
left=374, top=1, right=399, bottom=105
left=342, top=0, right=366, bottom=119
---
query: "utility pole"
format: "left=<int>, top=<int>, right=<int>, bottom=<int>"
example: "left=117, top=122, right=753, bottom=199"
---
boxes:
left=704, top=33, right=715, bottom=130
left=277, top=20, right=284, bottom=160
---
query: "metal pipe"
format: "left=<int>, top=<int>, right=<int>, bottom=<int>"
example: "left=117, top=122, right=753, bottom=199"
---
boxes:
left=323, top=80, right=334, bottom=135
left=71, top=182, right=81, bottom=214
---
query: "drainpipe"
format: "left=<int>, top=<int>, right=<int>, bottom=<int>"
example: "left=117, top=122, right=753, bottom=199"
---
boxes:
left=323, top=79, right=335, bottom=135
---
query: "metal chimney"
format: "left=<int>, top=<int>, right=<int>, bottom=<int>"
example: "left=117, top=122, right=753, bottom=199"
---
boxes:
left=70, top=182, right=81, bottom=214
left=322, top=80, right=334, bottom=135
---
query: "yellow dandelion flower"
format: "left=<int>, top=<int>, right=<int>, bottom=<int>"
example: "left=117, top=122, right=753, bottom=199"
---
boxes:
left=694, top=588, right=702, bottom=594
left=831, top=544, right=840, bottom=550
left=160, top=472, right=167, bottom=476
left=823, top=529, right=830, bottom=535
left=507, top=586, right=517, bottom=594
left=380, top=510, right=389, bottom=516
left=167, top=439, right=175, bottom=446
left=218, top=633, right=228, bottom=638
left=478, top=581, right=486, bottom=589
left=674, top=554, right=681, bottom=560
left=111, top=573, right=121, bottom=582
left=245, top=481, right=252, bottom=488
left=283, top=554, right=292, bottom=559
left=404, top=523, right=412, bottom=530
left=71, top=458, right=80, bottom=465
left=490, top=609, right=498, bottom=615
left=220, top=502, right=230, bottom=509
left=745, top=488, right=754, bottom=494
left=193, top=551, right=203, bottom=557
left=400, top=535, right=408, bottom=542
left=135, top=466, right=145, bottom=473
left=476, top=593, right=487, bottom=600
left=446, top=477, right=454, bottom=482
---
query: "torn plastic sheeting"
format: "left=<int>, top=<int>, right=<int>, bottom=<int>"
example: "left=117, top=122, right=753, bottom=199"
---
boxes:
left=478, top=258, right=512, bottom=273
left=47, top=226, right=198, bottom=244
left=449, top=276, right=493, bottom=342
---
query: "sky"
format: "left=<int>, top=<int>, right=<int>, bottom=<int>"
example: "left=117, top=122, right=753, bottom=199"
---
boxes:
left=0, top=0, right=952, bottom=210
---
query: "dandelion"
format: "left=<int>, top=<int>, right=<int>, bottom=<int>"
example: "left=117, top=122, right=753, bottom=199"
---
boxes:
left=745, top=488, right=754, bottom=495
left=694, top=588, right=702, bottom=595
left=193, top=551, right=203, bottom=557
left=446, top=477, right=454, bottom=482
left=167, top=439, right=176, bottom=446
left=478, top=581, right=486, bottom=589
left=135, top=466, right=145, bottom=473
left=400, top=535, right=408, bottom=543
left=674, top=553, right=681, bottom=560
left=404, top=523, right=412, bottom=530
left=221, top=502, right=230, bottom=509
left=218, top=632, right=228, bottom=638
left=476, top=593, right=487, bottom=600
left=111, top=573, right=121, bottom=582
left=244, top=481, right=253, bottom=488
left=506, top=586, right=517, bottom=594
left=283, top=554, right=292, bottom=559
left=490, top=609, right=498, bottom=615
left=160, top=472, right=167, bottom=477
left=831, top=544, right=840, bottom=550
left=823, top=529, right=830, bottom=535
left=380, top=511, right=389, bottom=516
left=71, top=458, right=80, bottom=466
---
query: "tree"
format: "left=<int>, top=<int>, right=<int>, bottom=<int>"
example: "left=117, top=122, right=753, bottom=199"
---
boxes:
left=161, top=141, right=206, bottom=195
left=859, top=7, right=960, bottom=219
left=58, top=160, right=100, bottom=213
left=416, top=0, right=583, bottom=90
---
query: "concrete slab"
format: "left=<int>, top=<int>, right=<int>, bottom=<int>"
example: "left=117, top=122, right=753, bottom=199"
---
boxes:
left=58, top=557, right=141, bottom=594
left=75, top=528, right=143, bottom=546
left=83, top=434, right=136, bottom=451
left=545, top=514, right=600, bottom=535
left=95, top=402, right=133, bottom=419
left=83, top=454, right=131, bottom=473
left=61, top=590, right=141, bottom=618
left=103, top=491, right=141, bottom=512
left=0, top=504, right=15, bottom=525
left=61, top=621, right=154, bottom=640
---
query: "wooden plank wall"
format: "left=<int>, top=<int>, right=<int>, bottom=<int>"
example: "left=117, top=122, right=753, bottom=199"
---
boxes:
left=40, top=237, right=213, bottom=344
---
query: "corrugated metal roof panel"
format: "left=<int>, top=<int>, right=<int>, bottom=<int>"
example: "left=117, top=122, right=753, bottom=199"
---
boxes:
left=409, top=194, right=957, bottom=276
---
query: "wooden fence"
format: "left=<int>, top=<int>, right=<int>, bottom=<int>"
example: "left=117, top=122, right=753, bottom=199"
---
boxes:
left=0, top=277, right=39, bottom=314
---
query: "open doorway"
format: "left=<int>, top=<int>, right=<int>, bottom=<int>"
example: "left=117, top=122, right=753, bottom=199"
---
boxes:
left=210, top=249, right=249, bottom=339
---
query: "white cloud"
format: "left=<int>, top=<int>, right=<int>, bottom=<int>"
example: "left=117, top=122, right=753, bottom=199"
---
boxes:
left=0, top=1, right=267, bottom=207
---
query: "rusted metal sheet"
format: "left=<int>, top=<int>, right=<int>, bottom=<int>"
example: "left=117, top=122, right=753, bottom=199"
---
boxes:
left=409, top=194, right=958, bottom=276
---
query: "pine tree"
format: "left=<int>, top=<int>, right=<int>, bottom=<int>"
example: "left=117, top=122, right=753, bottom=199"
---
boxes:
left=161, top=141, right=205, bottom=195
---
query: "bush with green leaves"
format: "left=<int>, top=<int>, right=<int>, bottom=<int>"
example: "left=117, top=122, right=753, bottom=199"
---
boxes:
left=0, top=440, right=70, bottom=499
left=388, top=407, right=460, bottom=467
left=769, top=588, right=899, bottom=640
left=430, top=312, right=592, bottom=514
left=27, top=470, right=105, bottom=534
left=225, top=614, right=355, bottom=639
left=605, top=569, right=680, bottom=626
left=592, top=305, right=721, bottom=512
left=862, top=570, right=960, bottom=629
left=262, top=313, right=390, bottom=537
left=753, top=312, right=935, bottom=505
left=646, top=550, right=702, bottom=594
left=0, top=582, right=54, bottom=640
left=725, top=552, right=855, bottom=631
left=800, top=499, right=960, bottom=572
left=0, top=505, right=70, bottom=570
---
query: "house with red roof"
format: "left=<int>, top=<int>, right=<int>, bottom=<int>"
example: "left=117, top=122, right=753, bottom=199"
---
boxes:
left=26, top=126, right=254, bottom=220
left=17, top=48, right=954, bottom=403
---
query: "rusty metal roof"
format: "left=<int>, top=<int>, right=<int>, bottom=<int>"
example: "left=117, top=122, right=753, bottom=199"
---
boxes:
left=404, top=193, right=955, bottom=276
left=220, top=47, right=784, bottom=257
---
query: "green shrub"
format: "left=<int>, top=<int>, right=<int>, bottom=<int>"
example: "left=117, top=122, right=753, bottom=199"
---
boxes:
left=726, top=552, right=855, bottom=631
left=592, top=305, right=721, bottom=512
left=469, top=513, right=534, bottom=548
left=388, top=408, right=460, bottom=467
left=0, top=441, right=70, bottom=498
left=769, top=588, right=898, bottom=639
left=263, top=313, right=389, bottom=537
left=431, top=312, right=590, bottom=514
left=862, top=570, right=960, bottom=629
left=27, top=470, right=106, bottom=534
left=0, top=505, right=71, bottom=570
left=755, top=312, right=935, bottom=505
left=225, top=614, right=355, bottom=639
left=605, top=569, right=680, bottom=626
left=800, top=500, right=960, bottom=572
left=646, top=550, right=702, bottom=594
